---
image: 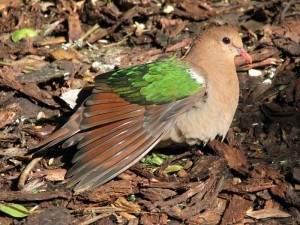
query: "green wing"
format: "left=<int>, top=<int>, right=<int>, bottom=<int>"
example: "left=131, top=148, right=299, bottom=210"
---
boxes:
left=107, top=58, right=203, bottom=105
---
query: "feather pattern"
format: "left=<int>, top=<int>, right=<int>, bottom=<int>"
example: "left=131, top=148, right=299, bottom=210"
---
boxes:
left=30, top=26, right=252, bottom=192
left=64, top=77, right=206, bottom=192
left=31, top=62, right=207, bottom=192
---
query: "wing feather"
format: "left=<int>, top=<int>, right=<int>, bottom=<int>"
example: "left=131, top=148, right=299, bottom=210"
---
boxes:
left=32, top=59, right=207, bottom=192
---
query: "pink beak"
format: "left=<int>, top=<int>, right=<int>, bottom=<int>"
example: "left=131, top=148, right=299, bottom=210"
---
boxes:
left=237, top=48, right=252, bottom=64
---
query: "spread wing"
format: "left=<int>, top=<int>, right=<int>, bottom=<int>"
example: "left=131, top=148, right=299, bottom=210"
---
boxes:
left=32, top=58, right=207, bottom=192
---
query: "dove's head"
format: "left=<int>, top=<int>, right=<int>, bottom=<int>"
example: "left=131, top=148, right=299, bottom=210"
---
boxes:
left=202, top=26, right=252, bottom=63
left=187, top=26, right=252, bottom=64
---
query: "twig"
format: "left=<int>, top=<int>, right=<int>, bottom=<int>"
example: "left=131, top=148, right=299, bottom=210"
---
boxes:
left=0, top=190, right=70, bottom=201
left=78, top=213, right=112, bottom=225
left=18, top=157, right=43, bottom=190
left=280, top=0, right=295, bottom=21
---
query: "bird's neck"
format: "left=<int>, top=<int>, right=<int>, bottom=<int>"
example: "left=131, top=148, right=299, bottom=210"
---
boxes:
left=185, top=46, right=237, bottom=87
left=185, top=45, right=239, bottom=112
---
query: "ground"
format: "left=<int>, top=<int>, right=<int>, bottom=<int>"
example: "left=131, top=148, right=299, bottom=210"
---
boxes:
left=0, top=0, right=299, bottom=224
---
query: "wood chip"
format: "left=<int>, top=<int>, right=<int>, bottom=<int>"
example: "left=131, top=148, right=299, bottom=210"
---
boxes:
left=246, top=208, right=291, bottom=219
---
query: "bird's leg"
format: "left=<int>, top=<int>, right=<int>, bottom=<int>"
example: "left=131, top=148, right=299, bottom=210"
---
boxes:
left=190, top=145, right=206, bottom=156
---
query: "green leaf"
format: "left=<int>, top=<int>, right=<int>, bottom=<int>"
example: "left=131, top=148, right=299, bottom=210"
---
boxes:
left=127, top=194, right=137, bottom=202
left=140, top=152, right=174, bottom=166
left=141, top=154, right=163, bottom=166
left=11, top=28, right=38, bottom=42
left=149, top=156, right=164, bottom=166
left=0, top=203, right=30, bottom=218
left=164, top=164, right=183, bottom=173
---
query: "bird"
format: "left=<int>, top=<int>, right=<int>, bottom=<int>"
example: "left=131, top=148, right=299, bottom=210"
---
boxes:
left=31, top=26, right=252, bottom=193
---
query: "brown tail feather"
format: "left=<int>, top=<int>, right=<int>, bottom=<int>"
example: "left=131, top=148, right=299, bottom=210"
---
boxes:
left=67, top=126, right=145, bottom=177
left=69, top=132, right=162, bottom=192
left=72, top=125, right=144, bottom=168
left=80, top=109, right=144, bottom=129
left=31, top=107, right=84, bottom=153
left=83, top=104, right=141, bottom=117
left=84, top=135, right=163, bottom=191
left=31, top=76, right=204, bottom=192
left=77, top=119, right=141, bottom=151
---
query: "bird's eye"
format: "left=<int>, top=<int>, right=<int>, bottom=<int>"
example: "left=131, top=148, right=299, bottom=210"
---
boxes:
left=222, top=37, right=231, bottom=44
